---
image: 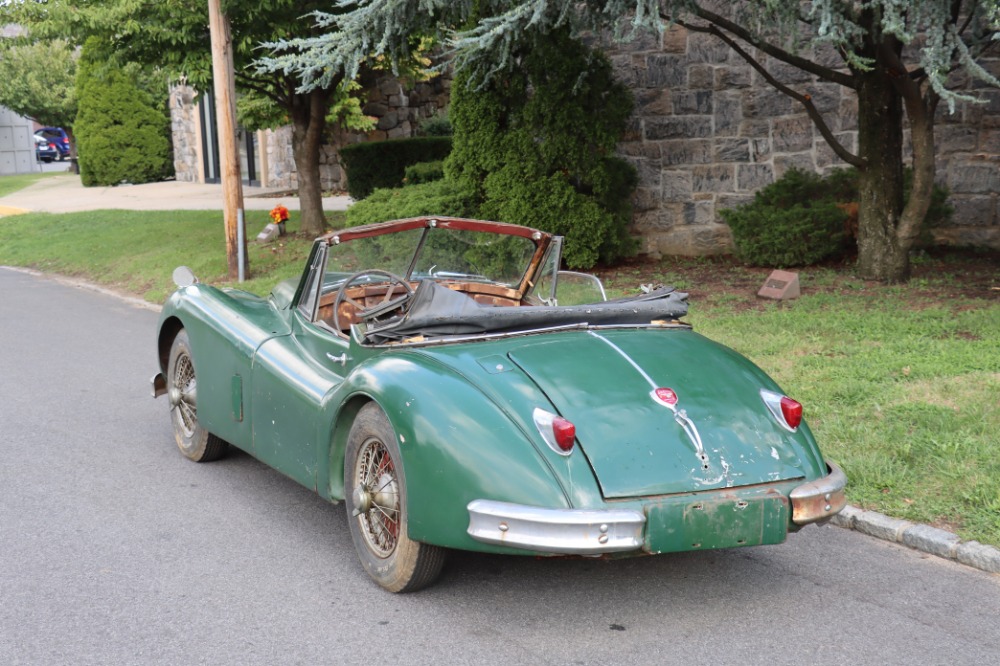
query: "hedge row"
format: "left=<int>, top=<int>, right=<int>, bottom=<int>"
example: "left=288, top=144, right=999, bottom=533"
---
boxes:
left=339, top=137, right=452, bottom=200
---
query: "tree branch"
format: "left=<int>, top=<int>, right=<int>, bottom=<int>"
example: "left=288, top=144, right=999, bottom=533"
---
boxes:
left=677, top=19, right=865, bottom=169
left=668, top=5, right=857, bottom=89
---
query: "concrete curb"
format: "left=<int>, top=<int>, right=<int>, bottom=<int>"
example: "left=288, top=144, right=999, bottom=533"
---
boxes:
left=831, top=505, right=1000, bottom=574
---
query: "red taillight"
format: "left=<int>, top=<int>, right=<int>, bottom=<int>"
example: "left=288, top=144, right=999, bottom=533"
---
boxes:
left=552, top=417, right=576, bottom=451
left=760, top=389, right=803, bottom=432
left=532, top=408, right=576, bottom=456
left=780, top=396, right=803, bottom=429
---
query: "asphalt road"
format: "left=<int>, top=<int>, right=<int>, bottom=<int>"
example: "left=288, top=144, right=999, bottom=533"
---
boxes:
left=1, top=267, right=998, bottom=666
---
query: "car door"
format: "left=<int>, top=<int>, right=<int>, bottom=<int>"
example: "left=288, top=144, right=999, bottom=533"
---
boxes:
left=250, top=245, right=348, bottom=489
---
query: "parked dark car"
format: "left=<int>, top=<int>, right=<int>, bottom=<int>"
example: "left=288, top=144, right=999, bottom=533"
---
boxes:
left=34, top=127, right=70, bottom=161
left=34, top=135, right=58, bottom=163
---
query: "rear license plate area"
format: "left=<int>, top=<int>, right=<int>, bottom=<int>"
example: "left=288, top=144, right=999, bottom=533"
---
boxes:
left=644, top=490, right=790, bottom=554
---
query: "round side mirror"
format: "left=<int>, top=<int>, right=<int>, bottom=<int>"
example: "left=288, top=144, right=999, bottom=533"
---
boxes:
left=172, top=266, right=199, bottom=288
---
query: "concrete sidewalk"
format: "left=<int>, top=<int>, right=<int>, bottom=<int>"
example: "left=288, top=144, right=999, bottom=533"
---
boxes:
left=0, top=174, right=353, bottom=215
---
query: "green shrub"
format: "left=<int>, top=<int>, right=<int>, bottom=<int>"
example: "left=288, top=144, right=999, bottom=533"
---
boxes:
left=722, top=166, right=955, bottom=268
left=339, top=137, right=452, bottom=199
left=74, top=38, right=173, bottom=187
left=418, top=109, right=452, bottom=136
left=345, top=179, right=476, bottom=227
left=403, top=160, right=445, bottom=186
left=721, top=169, right=848, bottom=266
left=444, top=28, right=636, bottom=269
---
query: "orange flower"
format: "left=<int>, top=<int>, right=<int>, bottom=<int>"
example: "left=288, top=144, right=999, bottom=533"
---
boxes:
left=269, top=204, right=289, bottom=224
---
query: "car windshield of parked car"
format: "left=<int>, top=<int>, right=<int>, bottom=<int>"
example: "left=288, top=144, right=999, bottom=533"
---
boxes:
left=409, top=227, right=536, bottom=286
left=324, top=225, right=537, bottom=289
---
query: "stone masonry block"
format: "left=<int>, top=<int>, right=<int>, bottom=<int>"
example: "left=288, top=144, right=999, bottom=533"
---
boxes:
left=743, top=88, right=793, bottom=118
left=853, top=510, right=913, bottom=543
left=901, top=524, right=961, bottom=559
left=774, top=153, right=816, bottom=178
left=672, top=90, right=713, bottom=115
left=661, top=171, right=693, bottom=202
left=692, top=164, right=735, bottom=193
left=772, top=115, right=814, bottom=153
left=713, top=94, right=742, bottom=138
left=714, top=138, right=751, bottom=163
left=955, top=541, right=1000, bottom=574
left=830, top=505, right=861, bottom=529
left=949, top=196, right=997, bottom=227
left=948, top=164, right=1000, bottom=194
left=660, top=140, right=712, bottom=166
left=715, top=66, right=751, bottom=90
left=737, top=164, right=774, bottom=191
left=687, top=64, right=714, bottom=90
left=645, top=117, right=713, bottom=141
left=640, top=55, right=687, bottom=88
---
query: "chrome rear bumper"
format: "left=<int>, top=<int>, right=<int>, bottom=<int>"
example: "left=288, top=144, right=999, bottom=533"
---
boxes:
left=466, top=499, right=645, bottom=555
left=466, top=460, right=846, bottom=554
left=789, top=460, right=848, bottom=525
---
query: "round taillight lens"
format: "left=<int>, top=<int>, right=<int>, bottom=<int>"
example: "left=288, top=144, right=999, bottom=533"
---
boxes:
left=552, top=417, right=576, bottom=451
left=532, top=408, right=576, bottom=456
left=780, top=396, right=803, bottom=429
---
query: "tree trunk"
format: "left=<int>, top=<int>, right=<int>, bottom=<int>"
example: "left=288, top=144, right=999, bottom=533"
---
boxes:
left=855, top=59, right=908, bottom=282
left=896, top=91, right=937, bottom=256
left=290, top=88, right=330, bottom=237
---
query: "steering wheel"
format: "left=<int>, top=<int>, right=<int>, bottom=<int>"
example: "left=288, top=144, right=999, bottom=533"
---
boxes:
left=332, top=270, right=415, bottom=334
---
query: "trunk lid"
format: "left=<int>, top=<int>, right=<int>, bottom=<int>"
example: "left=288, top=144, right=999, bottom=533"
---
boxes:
left=507, top=329, right=810, bottom=498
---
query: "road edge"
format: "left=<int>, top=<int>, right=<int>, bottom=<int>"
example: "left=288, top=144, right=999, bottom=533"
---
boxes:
left=832, top=505, right=1000, bottom=574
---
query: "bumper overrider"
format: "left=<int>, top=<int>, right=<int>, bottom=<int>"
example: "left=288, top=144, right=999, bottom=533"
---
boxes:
left=467, top=461, right=847, bottom=555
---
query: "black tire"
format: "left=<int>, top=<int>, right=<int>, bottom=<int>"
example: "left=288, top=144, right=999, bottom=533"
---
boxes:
left=345, top=403, right=445, bottom=592
left=166, top=329, right=228, bottom=462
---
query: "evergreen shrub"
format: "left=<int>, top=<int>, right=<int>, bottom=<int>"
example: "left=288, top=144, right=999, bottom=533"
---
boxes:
left=340, top=137, right=452, bottom=199
left=721, top=166, right=953, bottom=266
left=345, top=179, right=476, bottom=227
left=403, top=160, right=445, bottom=186
left=720, top=169, right=848, bottom=266
left=74, top=38, right=173, bottom=187
left=446, top=29, right=637, bottom=269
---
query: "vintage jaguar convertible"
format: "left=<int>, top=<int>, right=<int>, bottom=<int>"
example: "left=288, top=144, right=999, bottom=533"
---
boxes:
left=152, top=216, right=846, bottom=592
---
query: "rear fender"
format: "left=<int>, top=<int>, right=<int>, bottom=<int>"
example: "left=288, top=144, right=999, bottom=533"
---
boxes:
left=325, top=354, right=573, bottom=551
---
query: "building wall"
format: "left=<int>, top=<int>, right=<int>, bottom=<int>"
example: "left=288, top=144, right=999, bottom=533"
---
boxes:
left=170, top=74, right=449, bottom=192
left=0, top=106, right=42, bottom=175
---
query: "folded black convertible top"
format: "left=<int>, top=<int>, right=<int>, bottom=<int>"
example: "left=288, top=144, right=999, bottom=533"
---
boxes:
left=366, top=280, right=689, bottom=344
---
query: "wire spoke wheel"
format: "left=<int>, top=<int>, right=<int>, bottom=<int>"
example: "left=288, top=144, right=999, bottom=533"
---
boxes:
left=354, top=437, right=400, bottom=558
left=172, top=352, right=198, bottom=438
left=345, top=403, right=445, bottom=592
left=166, top=329, right=228, bottom=463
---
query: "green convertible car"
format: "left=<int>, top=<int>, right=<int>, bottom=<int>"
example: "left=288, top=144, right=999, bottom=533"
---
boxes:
left=152, top=216, right=846, bottom=592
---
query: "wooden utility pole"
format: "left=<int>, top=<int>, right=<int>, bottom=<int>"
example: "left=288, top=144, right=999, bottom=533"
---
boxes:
left=207, top=0, right=247, bottom=280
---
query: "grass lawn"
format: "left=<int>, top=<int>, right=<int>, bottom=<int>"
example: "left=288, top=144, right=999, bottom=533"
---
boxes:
left=0, top=171, right=64, bottom=199
left=2, top=208, right=998, bottom=547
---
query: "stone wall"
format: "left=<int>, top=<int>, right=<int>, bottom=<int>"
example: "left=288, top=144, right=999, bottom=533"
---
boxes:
left=170, top=75, right=449, bottom=192
left=606, top=25, right=1000, bottom=255
left=169, top=85, right=200, bottom=184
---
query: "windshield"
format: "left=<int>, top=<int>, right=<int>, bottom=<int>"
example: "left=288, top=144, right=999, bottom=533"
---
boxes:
left=325, top=224, right=538, bottom=289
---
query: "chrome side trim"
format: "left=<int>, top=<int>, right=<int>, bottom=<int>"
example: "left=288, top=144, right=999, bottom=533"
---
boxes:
left=467, top=499, right=645, bottom=554
left=789, top=460, right=848, bottom=525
